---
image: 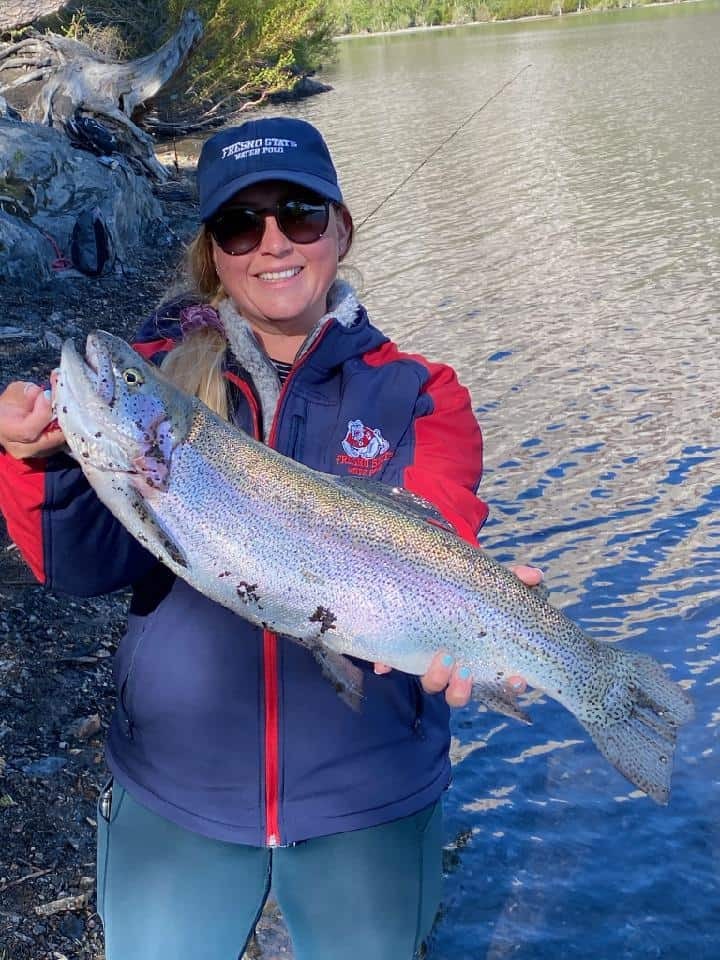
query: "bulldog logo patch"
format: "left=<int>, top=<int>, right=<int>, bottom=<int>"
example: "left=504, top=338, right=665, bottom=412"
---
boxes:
left=336, top=419, right=393, bottom=476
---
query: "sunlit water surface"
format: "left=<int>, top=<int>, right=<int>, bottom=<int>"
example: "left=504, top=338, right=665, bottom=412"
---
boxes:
left=190, top=3, right=720, bottom=956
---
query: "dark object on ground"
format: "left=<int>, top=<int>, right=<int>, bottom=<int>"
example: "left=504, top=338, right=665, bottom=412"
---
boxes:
left=70, top=207, right=115, bottom=277
left=64, top=113, right=117, bottom=157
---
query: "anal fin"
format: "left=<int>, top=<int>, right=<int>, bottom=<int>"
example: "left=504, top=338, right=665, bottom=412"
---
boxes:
left=309, top=642, right=365, bottom=712
left=473, top=680, right=531, bottom=724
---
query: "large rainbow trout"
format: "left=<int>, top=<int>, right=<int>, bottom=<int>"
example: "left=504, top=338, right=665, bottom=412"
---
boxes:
left=54, top=331, right=693, bottom=804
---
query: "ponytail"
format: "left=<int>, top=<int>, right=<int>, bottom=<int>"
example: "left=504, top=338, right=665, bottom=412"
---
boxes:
left=160, top=226, right=230, bottom=420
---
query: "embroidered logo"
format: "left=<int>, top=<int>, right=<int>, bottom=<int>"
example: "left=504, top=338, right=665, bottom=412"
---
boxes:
left=220, top=137, right=298, bottom=161
left=336, top=419, right=393, bottom=476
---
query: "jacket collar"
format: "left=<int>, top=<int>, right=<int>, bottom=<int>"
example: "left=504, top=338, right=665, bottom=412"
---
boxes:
left=218, top=281, right=385, bottom=440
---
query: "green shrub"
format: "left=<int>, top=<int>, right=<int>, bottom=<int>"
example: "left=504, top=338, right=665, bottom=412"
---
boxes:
left=168, top=0, right=336, bottom=99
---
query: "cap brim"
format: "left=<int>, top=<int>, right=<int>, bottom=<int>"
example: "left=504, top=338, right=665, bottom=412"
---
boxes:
left=200, top=170, right=343, bottom=221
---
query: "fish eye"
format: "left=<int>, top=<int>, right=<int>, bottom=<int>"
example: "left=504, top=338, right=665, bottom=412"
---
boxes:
left=123, top=368, right=144, bottom=386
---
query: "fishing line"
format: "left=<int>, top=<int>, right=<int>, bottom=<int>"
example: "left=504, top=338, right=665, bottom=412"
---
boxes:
left=356, top=62, right=532, bottom=230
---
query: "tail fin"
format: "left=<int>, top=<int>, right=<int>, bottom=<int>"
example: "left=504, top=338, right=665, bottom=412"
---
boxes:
left=581, top=653, right=694, bottom=804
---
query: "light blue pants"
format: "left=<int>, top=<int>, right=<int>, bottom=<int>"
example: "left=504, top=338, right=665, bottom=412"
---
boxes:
left=96, top=780, right=443, bottom=960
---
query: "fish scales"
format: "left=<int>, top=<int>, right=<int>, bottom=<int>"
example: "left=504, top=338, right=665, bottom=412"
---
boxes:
left=54, top=331, right=694, bottom=804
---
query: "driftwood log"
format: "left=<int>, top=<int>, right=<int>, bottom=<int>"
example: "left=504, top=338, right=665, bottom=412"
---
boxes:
left=0, top=1, right=71, bottom=31
left=0, top=9, right=203, bottom=180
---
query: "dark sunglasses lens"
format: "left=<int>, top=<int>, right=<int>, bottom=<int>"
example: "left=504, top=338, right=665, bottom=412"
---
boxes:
left=211, top=209, right=264, bottom=255
left=278, top=201, right=329, bottom=244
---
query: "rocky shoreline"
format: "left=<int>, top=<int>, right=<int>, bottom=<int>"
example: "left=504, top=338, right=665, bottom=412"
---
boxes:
left=0, top=182, right=294, bottom=958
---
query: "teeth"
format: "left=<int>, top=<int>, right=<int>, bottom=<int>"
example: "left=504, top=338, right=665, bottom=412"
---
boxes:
left=258, top=267, right=301, bottom=281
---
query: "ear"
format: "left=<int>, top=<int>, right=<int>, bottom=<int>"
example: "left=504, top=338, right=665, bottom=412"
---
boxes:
left=335, top=206, right=354, bottom=260
left=211, top=242, right=222, bottom=276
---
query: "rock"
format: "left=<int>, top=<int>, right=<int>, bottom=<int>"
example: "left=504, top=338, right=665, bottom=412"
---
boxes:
left=0, top=214, right=54, bottom=284
left=42, top=330, right=64, bottom=351
left=0, top=118, right=166, bottom=286
left=270, top=75, right=333, bottom=103
left=64, top=712, right=100, bottom=741
left=34, top=892, right=88, bottom=917
left=22, top=756, right=67, bottom=777
left=59, top=913, right=85, bottom=940
left=0, top=95, right=22, bottom=122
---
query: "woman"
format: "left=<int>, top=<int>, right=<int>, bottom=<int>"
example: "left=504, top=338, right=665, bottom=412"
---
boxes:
left=0, top=117, right=539, bottom=960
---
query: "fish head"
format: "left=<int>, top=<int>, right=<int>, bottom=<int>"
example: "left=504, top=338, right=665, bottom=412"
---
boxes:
left=55, top=330, right=194, bottom=483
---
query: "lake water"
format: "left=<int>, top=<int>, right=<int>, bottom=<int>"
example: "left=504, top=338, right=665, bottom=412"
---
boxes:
left=204, top=2, right=720, bottom=956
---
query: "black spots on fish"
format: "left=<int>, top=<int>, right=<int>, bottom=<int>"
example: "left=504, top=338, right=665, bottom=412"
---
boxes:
left=309, top=606, right=336, bottom=634
left=237, top=581, right=261, bottom=607
left=94, top=431, right=102, bottom=438
left=164, top=539, right=187, bottom=568
left=131, top=502, right=150, bottom=523
left=62, top=405, right=68, bottom=414
left=218, top=571, right=232, bottom=578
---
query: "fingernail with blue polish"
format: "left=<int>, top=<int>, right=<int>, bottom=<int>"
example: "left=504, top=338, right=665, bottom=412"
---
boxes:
left=458, top=667, right=471, bottom=680
left=442, top=654, right=454, bottom=668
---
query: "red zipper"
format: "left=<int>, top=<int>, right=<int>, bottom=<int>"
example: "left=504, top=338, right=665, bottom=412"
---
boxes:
left=262, top=323, right=332, bottom=847
left=263, top=626, right=281, bottom=846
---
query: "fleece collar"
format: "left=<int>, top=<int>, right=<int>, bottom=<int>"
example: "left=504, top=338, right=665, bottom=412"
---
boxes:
left=218, top=280, right=364, bottom=441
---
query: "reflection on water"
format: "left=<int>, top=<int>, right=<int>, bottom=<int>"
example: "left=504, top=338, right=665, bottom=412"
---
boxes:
left=189, top=2, right=720, bottom=956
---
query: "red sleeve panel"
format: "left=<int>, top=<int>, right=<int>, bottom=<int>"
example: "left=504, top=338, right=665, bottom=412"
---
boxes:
left=364, top=342, right=488, bottom=545
left=134, top=338, right=177, bottom=362
left=0, top=452, right=48, bottom=582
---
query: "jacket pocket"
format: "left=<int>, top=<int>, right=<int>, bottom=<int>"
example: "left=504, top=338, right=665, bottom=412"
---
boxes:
left=410, top=676, right=426, bottom=739
left=114, top=614, right=150, bottom=741
left=287, top=409, right=307, bottom=462
left=115, top=580, right=197, bottom=739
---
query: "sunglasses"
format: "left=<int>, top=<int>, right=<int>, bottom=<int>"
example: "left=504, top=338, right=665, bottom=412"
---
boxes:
left=208, top=195, right=331, bottom=256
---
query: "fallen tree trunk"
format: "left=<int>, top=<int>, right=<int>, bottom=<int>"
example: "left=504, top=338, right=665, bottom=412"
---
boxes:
left=0, top=1, right=71, bottom=31
left=0, top=9, right=203, bottom=180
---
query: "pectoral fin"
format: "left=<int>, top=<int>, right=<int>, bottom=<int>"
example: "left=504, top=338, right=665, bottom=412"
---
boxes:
left=120, top=482, right=188, bottom=569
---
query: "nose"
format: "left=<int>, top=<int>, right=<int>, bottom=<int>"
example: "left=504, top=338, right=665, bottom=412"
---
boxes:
left=259, top=214, right=293, bottom=256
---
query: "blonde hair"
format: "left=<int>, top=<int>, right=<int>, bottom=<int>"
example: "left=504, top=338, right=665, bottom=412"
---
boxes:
left=160, top=204, right=354, bottom=423
left=160, top=228, right=230, bottom=419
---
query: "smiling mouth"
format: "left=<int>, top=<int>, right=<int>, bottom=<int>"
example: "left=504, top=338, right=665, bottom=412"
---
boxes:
left=257, top=267, right=303, bottom=282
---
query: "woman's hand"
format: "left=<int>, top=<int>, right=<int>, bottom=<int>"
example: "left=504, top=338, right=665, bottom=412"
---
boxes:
left=373, top=564, right=543, bottom=707
left=0, top=380, right=66, bottom=459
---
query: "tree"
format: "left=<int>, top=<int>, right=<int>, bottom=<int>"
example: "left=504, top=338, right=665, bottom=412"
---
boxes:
left=168, top=0, right=336, bottom=102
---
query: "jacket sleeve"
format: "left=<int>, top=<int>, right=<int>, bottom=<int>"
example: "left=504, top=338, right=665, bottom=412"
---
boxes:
left=373, top=347, right=488, bottom=546
left=0, top=450, right=159, bottom=595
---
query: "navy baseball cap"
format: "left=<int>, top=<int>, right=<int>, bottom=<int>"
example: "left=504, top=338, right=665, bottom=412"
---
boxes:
left=197, top=117, right=343, bottom=222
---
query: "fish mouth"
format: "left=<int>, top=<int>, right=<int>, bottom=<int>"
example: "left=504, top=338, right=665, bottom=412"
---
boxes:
left=59, top=331, right=116, bottom=408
